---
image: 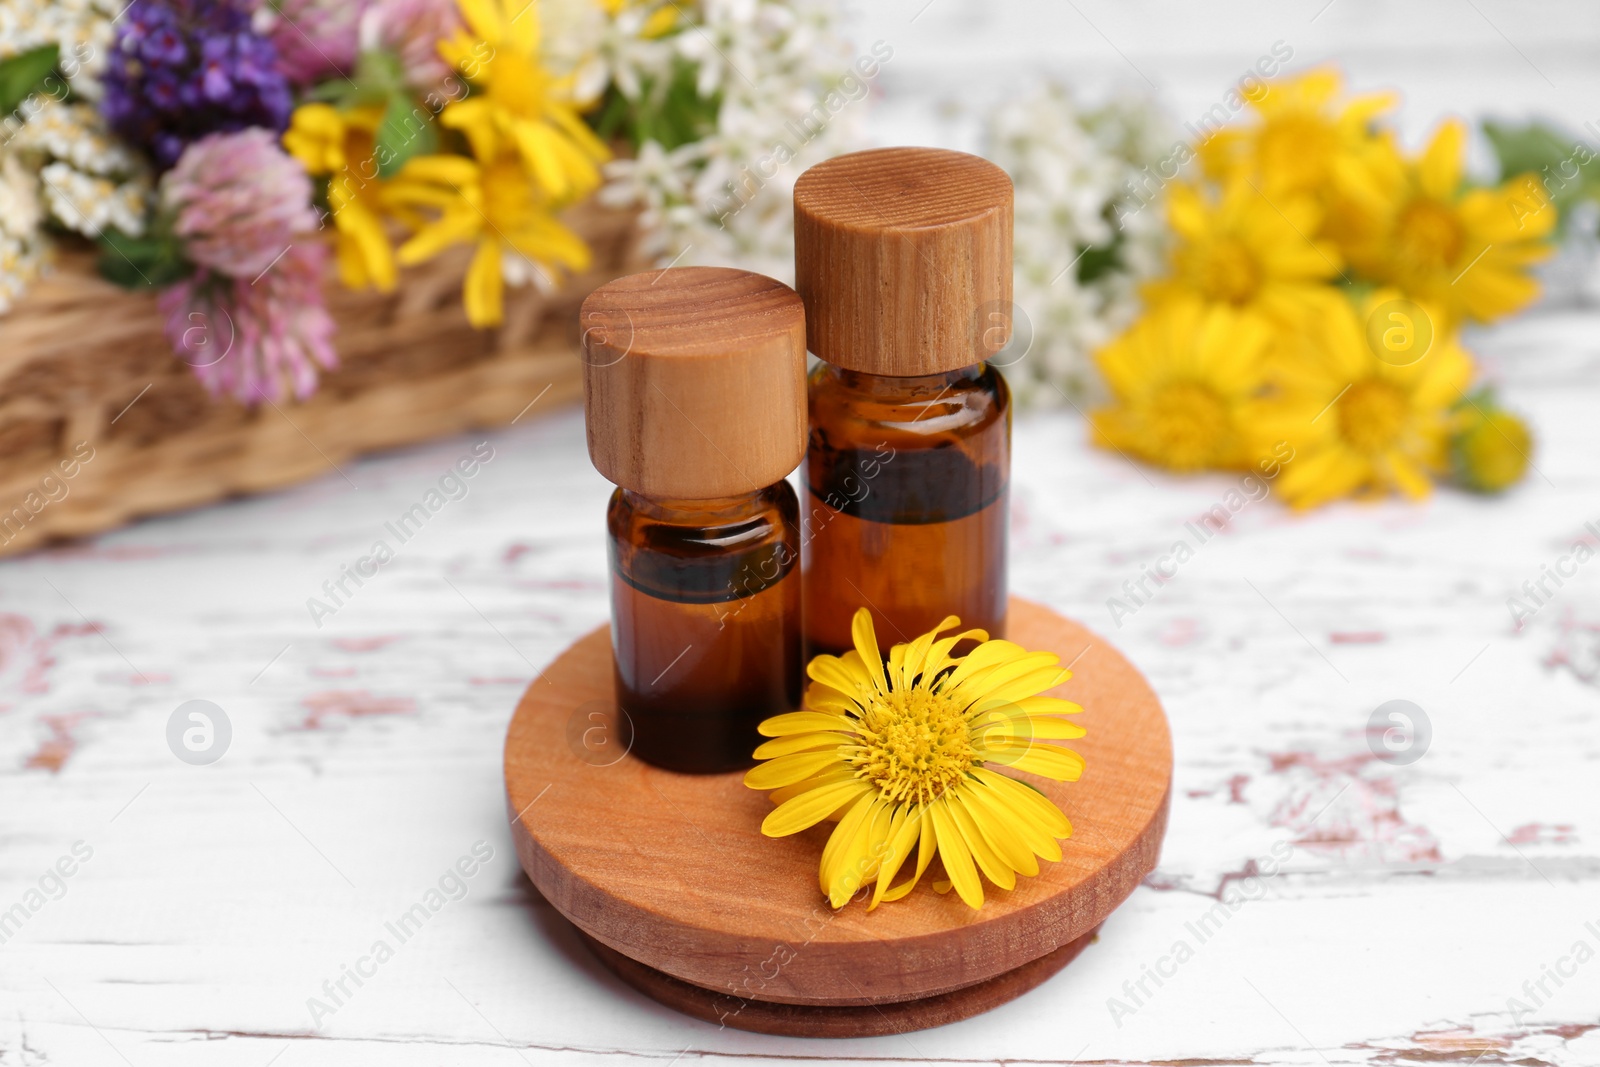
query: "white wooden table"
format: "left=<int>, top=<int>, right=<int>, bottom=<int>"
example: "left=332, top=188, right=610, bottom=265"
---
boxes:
left=6, top=3, right=1600, bottom=1063
left=4, top=303, right=1597, bottom=1066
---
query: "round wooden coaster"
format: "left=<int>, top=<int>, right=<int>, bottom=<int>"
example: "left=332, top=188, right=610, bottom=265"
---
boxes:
left=505, top=596, right=1171, bottom=1009
left=582, top=924, right=1101, bottom=1037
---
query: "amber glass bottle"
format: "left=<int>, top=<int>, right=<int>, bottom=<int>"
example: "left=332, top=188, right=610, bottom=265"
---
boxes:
left=607, top=487, right=800, bottom=772
left=795, top=147, right=1014, bottom=658
left=581, top=267, right=807, bottom=773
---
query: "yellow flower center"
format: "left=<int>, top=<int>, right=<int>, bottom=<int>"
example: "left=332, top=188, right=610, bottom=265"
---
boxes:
left=483, top=157, right=535, bottom=222
left=1338, top=379, right=1408, bottom=453
left=854, top=687, right=976, bottom=806
left=488, top=52, right=551, bottom=116
left=1394, top=197, right=1464, bottom=270
left=1256, top=114, right=1336, bottom=191
left=1146, top=382, right=1231, bottom=470
left=1189, top=237, right=1262, bottom=305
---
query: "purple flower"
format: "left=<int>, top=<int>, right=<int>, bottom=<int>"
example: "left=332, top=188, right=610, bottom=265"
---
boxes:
left=199, top=37, right=234, bottom=101
left=161, top=129, right=321, bottom=279
left=102, top=0, right=292, bottom=169
left=161, top=243, right=339, bottom=406
left=143, top=26, right=187, bottom=65
left=145, top=69, right=184, bottom=111
left=266, top=0, right=367, bottom=87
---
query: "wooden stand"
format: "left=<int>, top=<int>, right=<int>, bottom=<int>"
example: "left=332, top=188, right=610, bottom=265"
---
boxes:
left=504, top=597, right=1172, bottom=1037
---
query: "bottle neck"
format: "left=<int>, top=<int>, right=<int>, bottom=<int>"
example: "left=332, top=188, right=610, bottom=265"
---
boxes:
left=619, top=487, right=772, bottom=525
left=820, top=362, right=986, bottom=400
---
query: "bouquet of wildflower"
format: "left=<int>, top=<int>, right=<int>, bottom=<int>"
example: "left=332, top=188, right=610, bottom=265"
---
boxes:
left=0, top=0, right=860, bottom=406
left=1089, top=68, right=1554, bottom=505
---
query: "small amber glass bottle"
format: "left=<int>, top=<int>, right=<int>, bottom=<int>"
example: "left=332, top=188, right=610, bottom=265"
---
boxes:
left=581, top=266, right=807, bottom=773
left=795, top=147, right=1014, bottom=659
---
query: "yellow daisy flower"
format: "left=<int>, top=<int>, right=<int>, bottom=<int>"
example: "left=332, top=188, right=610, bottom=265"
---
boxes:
left=439, top=0, right=611, bottom=201
left=1344, top=119, right=1556, bottom=325
left=1092, top=297, right=1276, bottom=472
left=382, top=153, right=592, bottom=326
left=283, top=103, right=397, bottom=292
left=1247, top=292, right=1473, bottom=508
left=1201, top=66, right=1396, bottom=210
left=1144, top=178, right=1343, bottom=327
left=745, top=609, right=1085, bottom=911
left=1318, top=130, right=1407, bottom=265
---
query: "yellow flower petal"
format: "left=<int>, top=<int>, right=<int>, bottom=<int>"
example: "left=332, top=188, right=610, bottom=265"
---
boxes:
left=744, top=749, right=845, bottom=791
left=761, top=779, right=873, bottom=838
left=463, top=237, right=504, bottom=327
left=756, top=710, right=854, bottom=737
left=850, top=609, right=888, bottom=693
left=868, top=805, right=924, bottom=910
left=1417, top=118, right=1465, bottom=201
left=945, top=791, right=1015, bottom=892
left=929, top=799, right=983, bottom=909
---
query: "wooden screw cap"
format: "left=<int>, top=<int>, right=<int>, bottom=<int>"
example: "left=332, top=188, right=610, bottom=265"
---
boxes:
left=580, top=267, right=807, bottom=499
left=794, top=147, right=1013, bottom=376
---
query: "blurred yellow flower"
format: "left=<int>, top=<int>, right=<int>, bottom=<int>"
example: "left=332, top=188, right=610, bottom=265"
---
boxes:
left=1451, top=395, right=1533, bottom=493
left=1247, top=292, right=1473, bottom=508
left=1092, top=297, right=1276, bottom=472
left=1144, top=178, right=1343, bottom=326
left=283, top=103, right=397, bottom=292
left=1343, top=119, right=1556, bottom=325
left=383, top=152, right=591, bottom=327
left=440, top=0, right=610, bottom=201
left=1203, top=68, right=1396, bottom=204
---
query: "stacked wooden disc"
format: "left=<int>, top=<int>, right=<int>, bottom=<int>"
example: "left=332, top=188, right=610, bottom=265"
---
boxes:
left=503, top=597, right=1172, bottom=1037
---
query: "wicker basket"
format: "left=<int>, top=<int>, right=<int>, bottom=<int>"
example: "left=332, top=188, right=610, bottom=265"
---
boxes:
left=0, top=201, right=646, bottom=556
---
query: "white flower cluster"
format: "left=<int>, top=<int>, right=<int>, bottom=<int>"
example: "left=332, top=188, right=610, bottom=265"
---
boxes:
left=0, top=0, right=117, bottom=99
left=985, top=82, right=1178, bottom=406
left=0, top=153, right=45, bottom=314
left=597, top=0, right=867, bottom=284
left=17, top=100, right=150, bottom=238
left=0, top=0, right=136, bottom=314
left=541, top=0, right=673, bottom=106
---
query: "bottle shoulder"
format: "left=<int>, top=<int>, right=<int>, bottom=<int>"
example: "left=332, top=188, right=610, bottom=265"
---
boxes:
left=808, top=363, right=1010, bottom=448
left=607, top=483, right=799, bottom=558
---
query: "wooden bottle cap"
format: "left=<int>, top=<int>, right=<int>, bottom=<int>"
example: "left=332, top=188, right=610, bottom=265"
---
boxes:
left=794, top=147, right=1013, bottom=376
left=580, top=267, right=807, bottom=499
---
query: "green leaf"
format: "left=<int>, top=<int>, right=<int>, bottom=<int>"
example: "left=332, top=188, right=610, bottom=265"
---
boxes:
left=305, top=49, right=407, bottom=108
left=0, top=43, right=60, bottom=114
left=355, top=49, right=407, bottom=97
left=596, top=59, right=721, bottom=153
left=373, top=91, right=438, bottom=179
left=1483, top=120, right=1572, bottom=181
left=1074, top=240, right=1123, bottom=286
left=96, top=228, right=194, bottom=290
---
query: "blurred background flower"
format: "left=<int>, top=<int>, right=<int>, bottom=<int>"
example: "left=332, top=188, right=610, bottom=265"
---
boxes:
left=597, top=0, right=865, bottom=282
left=102, top=0, right=292, bottom=168
left=984, top=83, right=1173, bottom=405
left=1084, top=67, right=1551, bottom=505
left=156, top=128, right=335, bottom=404
left=160, top=241, right=337, bottom=404
left=263, top=0, right=365, bottom=88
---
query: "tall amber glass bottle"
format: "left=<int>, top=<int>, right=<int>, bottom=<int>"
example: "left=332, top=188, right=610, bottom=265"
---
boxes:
left=581, top=267, right=807, bottom=773
left=794, top=147, right=1014, bottom=658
